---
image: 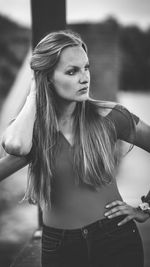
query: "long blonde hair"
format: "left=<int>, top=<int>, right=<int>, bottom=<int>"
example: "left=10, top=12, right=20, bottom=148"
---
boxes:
left=25, top=30, right=134, bottom=205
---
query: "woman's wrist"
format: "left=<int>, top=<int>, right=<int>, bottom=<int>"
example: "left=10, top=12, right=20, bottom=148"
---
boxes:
left=28, top=77, right=36, bottom=98
left=26, top=90, right=36, bottom=103
left=137, top=194, right=150, bottom=218
left=23, top=91, right=36, bottom=118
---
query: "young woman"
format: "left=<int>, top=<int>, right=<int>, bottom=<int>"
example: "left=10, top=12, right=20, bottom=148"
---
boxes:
left=1, top=30, right=150, bottom=267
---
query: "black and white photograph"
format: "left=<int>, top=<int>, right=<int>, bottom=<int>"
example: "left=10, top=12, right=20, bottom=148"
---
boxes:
left=0, top=0, right=150, bottom=266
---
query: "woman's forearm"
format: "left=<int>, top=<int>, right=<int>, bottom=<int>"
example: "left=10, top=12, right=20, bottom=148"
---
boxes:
left=2, top=80, right=36, bottom=156
left=0, top=154, right=29, bottom=182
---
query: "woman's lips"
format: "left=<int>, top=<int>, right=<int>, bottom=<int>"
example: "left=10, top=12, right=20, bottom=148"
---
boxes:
left=78, top=87, right=88, bottom=93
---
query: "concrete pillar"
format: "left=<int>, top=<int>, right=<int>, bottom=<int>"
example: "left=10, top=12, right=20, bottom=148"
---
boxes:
left=31, top=0, right=66, bottom=47
left=31, top=0, right=66, bottom=227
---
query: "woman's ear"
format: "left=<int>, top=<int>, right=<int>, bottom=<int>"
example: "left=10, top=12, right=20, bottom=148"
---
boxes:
left=48, top=80, right=53, bottom=88
left=47, top=72, right=55, bottom=89
left=48, top=78, right=54, bottom=88
left=47, top=74, right=53, bottom=85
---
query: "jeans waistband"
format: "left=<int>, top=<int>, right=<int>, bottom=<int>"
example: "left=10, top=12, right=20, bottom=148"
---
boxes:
left=42, top=215, right=134, bottom=239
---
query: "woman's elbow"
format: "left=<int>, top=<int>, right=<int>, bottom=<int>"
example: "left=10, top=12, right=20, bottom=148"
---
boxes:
left=2, top=137, right=31, bottom=156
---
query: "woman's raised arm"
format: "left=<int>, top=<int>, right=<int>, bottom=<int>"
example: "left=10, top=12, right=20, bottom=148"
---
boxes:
left=1, top=78, right=36, bottom=156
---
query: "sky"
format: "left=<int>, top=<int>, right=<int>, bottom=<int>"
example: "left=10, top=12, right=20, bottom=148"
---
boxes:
left=0, top=0, right=150, bottom=30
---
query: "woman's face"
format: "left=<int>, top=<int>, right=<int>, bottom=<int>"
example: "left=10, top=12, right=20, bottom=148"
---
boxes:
left=51, top=46, right=90, bottom=102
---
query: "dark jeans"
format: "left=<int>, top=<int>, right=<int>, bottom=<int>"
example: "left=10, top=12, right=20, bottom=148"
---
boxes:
left=41, top=216, right=144, bottom=267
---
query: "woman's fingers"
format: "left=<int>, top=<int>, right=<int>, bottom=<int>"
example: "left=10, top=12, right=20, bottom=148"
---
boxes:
left=104, top=203, right=128, bottom=218
left=106, top=200, right=125, bottom=208
left=117, top=215, right=134, bottom=226
left=104, top=200, right=149, bottom=225
left=104, top=201, right=137, bottom=224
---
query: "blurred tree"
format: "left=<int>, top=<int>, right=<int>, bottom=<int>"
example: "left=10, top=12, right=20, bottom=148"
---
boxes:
left=120, top=26, right=150, bottom=91
left=0, top=15, right=30, bottom=105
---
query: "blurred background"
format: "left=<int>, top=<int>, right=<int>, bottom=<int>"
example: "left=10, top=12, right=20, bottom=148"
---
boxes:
left=0, top=0, right=150, bottom=266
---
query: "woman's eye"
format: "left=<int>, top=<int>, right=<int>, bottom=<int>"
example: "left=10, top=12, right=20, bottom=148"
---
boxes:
left=85, top=65, right=90, bottom=71
left=66, top=69, right=76, bottom=75
left=68, top=70, right=75, bottom=75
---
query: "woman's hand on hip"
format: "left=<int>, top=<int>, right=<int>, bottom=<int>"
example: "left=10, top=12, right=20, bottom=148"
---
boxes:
left=104, top=200, right=150, bottom=226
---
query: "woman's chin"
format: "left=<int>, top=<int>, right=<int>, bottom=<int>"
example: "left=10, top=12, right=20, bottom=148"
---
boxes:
left=76, top=94, right=89, bottom=102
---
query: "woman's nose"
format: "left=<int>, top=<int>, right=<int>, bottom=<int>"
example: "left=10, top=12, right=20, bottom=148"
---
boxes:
left=79, top=71, right=90, bottom=84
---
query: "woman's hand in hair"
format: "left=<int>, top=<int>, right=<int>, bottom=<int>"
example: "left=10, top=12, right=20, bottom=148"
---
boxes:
left=104, top=200, right=150, bottom=226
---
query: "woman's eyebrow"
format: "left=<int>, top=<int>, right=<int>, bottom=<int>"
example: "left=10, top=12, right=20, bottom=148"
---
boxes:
left=66, top=62, right=90, bottom=68
left=66, top=65, right=78, bottom=68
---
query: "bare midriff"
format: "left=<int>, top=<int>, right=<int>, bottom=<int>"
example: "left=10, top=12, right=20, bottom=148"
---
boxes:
left=42, top=180, right=122, bottom=229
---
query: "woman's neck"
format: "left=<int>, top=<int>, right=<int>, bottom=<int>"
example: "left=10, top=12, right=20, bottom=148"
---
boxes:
left=57, top=99, right=76, bottom=130
left=57, top=98, right=76, bottom=119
